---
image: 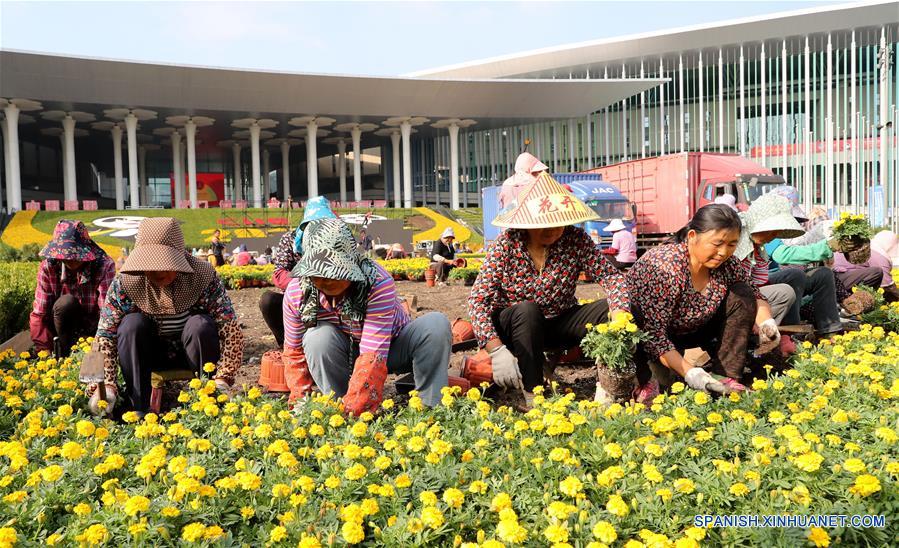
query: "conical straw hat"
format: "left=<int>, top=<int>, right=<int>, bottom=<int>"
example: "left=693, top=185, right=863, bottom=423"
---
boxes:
left=492, top=172, right=599, bottom=229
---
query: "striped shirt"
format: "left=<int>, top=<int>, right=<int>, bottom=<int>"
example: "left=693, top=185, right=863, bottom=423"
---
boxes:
left=156, top=311, right=192, bottom=337
left=740, top=245, right=770, bottom=287
left=283, top=263, right=411, bottom=358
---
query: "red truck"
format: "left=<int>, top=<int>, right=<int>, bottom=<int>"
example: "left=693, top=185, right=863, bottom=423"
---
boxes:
left=582, top=153, right=785, bottom=245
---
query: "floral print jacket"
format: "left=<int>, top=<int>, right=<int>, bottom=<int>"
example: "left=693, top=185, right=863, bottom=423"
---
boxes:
left=468, top=226, right=629, bottom=347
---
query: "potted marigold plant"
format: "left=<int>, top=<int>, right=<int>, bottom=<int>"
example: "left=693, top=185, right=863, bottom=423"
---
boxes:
left=580, top=312, right=646, bottom=401
left=832, top=212, right=872, bottom=264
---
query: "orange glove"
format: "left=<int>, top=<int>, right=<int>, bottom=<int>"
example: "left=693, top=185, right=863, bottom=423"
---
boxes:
left=344, top=352, right=388, bottom=416
left=282, top=346, right=314, bottom=403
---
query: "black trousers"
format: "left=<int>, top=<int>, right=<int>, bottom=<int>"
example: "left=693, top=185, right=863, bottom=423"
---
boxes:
left=117, top=313, right=220, bottom=413
left=633, top=282, right=757, bottom=384
left=835, top=266, right=886, bottom=292
left=52, top=295, right=97, bottom=357
left=491, top=300, right=610, bottom=391
left=259, top=290, right=285, bottom=347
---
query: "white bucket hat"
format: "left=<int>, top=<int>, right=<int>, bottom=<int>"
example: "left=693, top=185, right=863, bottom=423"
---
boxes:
left=441, top=227, right=456, bottom=239
left=734, top=193, right=806, bottom=260
left=603, top=219, right=627, bottom=233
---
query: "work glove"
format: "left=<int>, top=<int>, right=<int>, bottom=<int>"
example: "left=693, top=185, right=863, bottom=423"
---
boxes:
left=594, top=382, right=613, bottom=405
left=826, top=238, right=843, bottom=253
left=756, top=318, right=781, bottom=355
left=684, top=367, right=732, bottom=395
left=488, top=345, right=524, bottom=391
left=88, top=383, right=118, bottom=418
left=343, top=352, right=388, bottom=416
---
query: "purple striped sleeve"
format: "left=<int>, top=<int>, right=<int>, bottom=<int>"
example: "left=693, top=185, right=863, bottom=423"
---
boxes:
left=283, top=278, right=306, bottom=351
left=359, top=266, right=401, bottom=357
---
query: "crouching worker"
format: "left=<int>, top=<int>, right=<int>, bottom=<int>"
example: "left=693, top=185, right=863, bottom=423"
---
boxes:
left=90, top=218, right=243, bottom=417
left=628, top=205, right=777, bottom=396
left=30, top=220, right=116, bottom=357
left=467, top=172, right=630, bottom=407
left=282, top=218, right=450, bottom=414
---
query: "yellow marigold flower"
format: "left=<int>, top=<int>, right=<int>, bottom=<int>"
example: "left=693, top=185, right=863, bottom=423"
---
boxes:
left=421, top=506, right=444, bottom=529
left=342, top=521, right=365, bottom=544
left=60, top=441, right=86, bottom=460
left=345, top=463, right=367, bottom=481
left=269, top=525, right=288, bottom=543
left=442, top=488, right=464, bottom=509
left=203, top=362, right=216, bottom=373
left=729, top=482, right=750, bottom=497
left=124, top=495, right=150, bottom=516
left=76, top=524, right=108, bottom=546
left=673, top=478, right=695, bottom=494
left=593, top=520, right=617, bottom=543
left=604, top=443, right=623, bottom=459
left=298, top=534, right=322, bottom=548
left=793, top=452, right=824, bottom=472
left=40, top=465, right=64, bottom=483
left=848, top=474, right=881, bottom=497
left=606, top=494, right=629, bottom=517
left=543, top=523, right=569, bottom=543
left=75, top=420, right=95, bottom=437
left=807, top=526, right=831, bottom=547
left=560, top=475, right=583, bottom=497
left=496, top=518, right=528, bottom=544
left=72, top=502, right=91, bottom=515
left=394, top=474, right=412, bottom=488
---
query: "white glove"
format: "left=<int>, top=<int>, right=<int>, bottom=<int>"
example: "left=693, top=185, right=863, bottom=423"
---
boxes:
left=488, top=345, right=523, bottom=391
left=756, top=319, right=781, bottom=355
left=593, top=382, right=613, bottom=405
left=88, top=384, right=118, bottom=417
left=684, top=367, right=730, bottom=395
left=214, top=378, right=233, bottom=396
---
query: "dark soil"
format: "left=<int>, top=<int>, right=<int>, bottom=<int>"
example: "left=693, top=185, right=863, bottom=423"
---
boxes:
left=226, top=281, right=607, bottom=405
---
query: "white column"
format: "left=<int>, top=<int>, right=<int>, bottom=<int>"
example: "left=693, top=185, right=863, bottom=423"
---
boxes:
left=761, top=42, right=767, bottom=167
left=782, top=41, right=789, bottom=182
left=58, top=136, right=68, bottom=199
left=658, top=59, right=665, bottom=156
left=621, top=65, right=628, bottom=161
left=138, top=145, right=148, bottom=206
left=111, top=126, right=124, bottom=210
left=125, top=113, right=139, bottom=208
left=262, top=148, right=270, bottom=201
left=826, top=34, right=834, bottom=211
left=585, top=113, right=593, bottom=168
left=1, top=122, right=9, bottom=212
left=568, top=119, right=575, bottom=171
left=280, top=141, right=291, bottom=201
left=171, top=131, right=183, bottom=208
left=5, top=106, right=23, bottom=211
left=305, top=120, right=319, bottom=198
left=351, top=126, right=363, bottom=201
left=337, top=140, right=347, bottom=203
left=62, top=116, right=77, bottom=202
left=698, top=52, right=705, bottom=152
left=401, top=121, right=413, bottom=208
left=678, top=54, right=685, bottom=153
left=739, top=45, right=745, bottom=156
left=232, top=143, right=242, bottom=202
left=390, top=132, right=401, bottom=208
left=448, top=123, right=460, bottom=210
left=718, top=49, right=724, bottom=153
left=186, top=120, right=199, bottom=209
left=850, top=32, right=857, bottom=212
left=640, top=61, right=646, bottom=158
left=249, top=123, right=261, bottom=207
left=804, top=37, right=811, bottom=202
left=878, top=28, right=888, bottom=193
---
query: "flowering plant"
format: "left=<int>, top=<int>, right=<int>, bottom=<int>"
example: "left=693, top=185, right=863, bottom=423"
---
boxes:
left=580, top=312, right=646, bottom=371
left=832, top=212, right=872, bottom=240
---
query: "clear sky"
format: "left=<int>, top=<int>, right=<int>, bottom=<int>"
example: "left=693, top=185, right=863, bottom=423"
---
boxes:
left=1, top=1, right=843, bottom=76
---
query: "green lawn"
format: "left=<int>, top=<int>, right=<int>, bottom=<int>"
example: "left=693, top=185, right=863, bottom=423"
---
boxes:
left=450, top=208, right=484, bottom=247
left=32, top=208, right=419, bottom=249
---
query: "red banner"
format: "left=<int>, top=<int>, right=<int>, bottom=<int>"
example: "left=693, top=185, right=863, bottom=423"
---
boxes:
left=749, top=136, right=896, bottom=158
left=169, top=173, right=225, bottom=207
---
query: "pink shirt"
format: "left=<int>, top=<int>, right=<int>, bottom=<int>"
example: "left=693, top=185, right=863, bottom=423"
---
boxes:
left=611, top=230, right=637, bottom=263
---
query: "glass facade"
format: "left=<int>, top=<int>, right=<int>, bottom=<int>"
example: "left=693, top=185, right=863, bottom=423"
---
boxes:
left=417, top=26, right=899, bottom=224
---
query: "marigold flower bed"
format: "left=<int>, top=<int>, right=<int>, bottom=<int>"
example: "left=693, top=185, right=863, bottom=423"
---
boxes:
left=0, top=327, right=896, bottom=546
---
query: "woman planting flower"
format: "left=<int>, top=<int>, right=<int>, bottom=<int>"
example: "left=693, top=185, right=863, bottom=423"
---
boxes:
left=468, top=170, right=629, bottom=407
left=282, top=218, right=451, bottom=414
left=91, top=218, right=243, bottom=417
left=627, top=204, right=776, bottom=397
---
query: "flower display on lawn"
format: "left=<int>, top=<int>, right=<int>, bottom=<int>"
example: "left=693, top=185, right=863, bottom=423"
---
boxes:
left=412, top=207, right=471, bottom=244
left=0, top=321, right=896, bottom=545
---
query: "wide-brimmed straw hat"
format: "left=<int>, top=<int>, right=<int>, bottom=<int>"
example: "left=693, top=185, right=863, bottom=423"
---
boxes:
left=121, top=218, right=193, bottom=274
left=291, top=218, right=365, bottom=282
left=492, top=172, right=599, bottom=230
left=734, top=193, right=805, bottom=260
left=39, top=219, right=103, bottom=262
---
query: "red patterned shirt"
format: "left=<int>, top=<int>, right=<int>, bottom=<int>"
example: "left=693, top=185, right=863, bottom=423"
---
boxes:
left=627, top=242, right=763, bottom=359
left=30, top=257, right=116, bottom=349
left=468, top=226, right=629, bottom=347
